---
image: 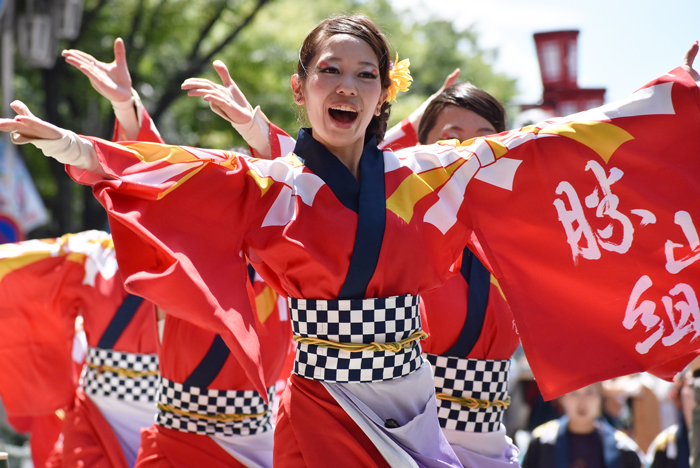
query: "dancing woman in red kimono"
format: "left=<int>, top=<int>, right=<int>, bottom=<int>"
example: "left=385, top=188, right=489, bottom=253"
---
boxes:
left=216, top=76, right=519, bottom=467
left=2, top=16, right=700, bottom=468
left=59, top=40, right=292, bottom=468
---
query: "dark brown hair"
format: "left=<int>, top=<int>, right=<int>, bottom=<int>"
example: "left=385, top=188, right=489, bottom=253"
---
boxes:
left=297, top=15, right=392, bottom=143
left=417, top=82, right=506, bottom=144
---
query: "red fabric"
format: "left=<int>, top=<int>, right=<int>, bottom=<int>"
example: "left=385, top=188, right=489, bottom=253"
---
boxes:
left=113, top=108, right=164, bottom=144
left=135, top=426, right=245, bottom=468
left=459, top=69, right=700, bottom=397
left=0, top=232, right=157, bottom=415
left=274, top=374, right=391, bottom=468
left=69, top=69, right=700, bottom=403
left=46, top=435, right=64, bottom=468
left=381, top=117, right=421, bottom=152
left=62, top=388, right=129, bottom=468
left=0, top=242, right=86, bottom=414
left=420, top=274, right=519, bottom=359
left=7, top=414, right=63, bottom=468
left=273, top=115, right=520, bottom=360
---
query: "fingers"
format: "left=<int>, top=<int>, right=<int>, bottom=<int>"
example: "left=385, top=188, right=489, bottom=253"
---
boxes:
left=0, top=119, right=21, bottom=133
left=181, top=78, right=222, bottom=91
left=683, top=41, right=699, bottom=69
left=10, top=101, right=34, bottom=117
left=114, top=37, right=127, bottom=65
left=62, top=48, right=101, bottom=65
left=213, top=60, right=235, bottom=88
left=443, top=68, right=461, bottom=89
left=203, top=94, right=252, bottom=124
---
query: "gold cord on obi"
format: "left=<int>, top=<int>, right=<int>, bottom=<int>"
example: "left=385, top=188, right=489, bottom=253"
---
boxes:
left=157, top=403, right=269, bottom=423
left=435, top=393, right=511, bottom=410
left=87, top=363, right=159, bottom=379
left=293, top=330, right=428, bottom=353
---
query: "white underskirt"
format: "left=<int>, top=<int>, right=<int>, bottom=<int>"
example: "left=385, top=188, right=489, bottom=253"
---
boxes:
left=211, top=430, right=274, bottom=468
left=443, top=425, right=520, bottom=467
left=89, top=394, right=156, bottom=468
left=322, top=361, right=462, bottom=468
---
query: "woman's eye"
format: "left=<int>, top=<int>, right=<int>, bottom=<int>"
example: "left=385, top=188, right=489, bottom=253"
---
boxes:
left=359, top=72, right=378, bottom=79
left=318, top=66, right=338, bottom=74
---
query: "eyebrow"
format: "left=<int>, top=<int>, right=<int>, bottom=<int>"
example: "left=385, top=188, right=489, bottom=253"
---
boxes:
left=443, top=124, right=495, bottom=133
left=324, top=56, right=379, bottom=68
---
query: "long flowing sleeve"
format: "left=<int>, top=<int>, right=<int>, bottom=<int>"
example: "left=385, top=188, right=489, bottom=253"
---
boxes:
left=0, top=231, right=114, bottom=415
left=392, top=67, right=700, bottom=398
left=66, top=142, right=292, bottom=395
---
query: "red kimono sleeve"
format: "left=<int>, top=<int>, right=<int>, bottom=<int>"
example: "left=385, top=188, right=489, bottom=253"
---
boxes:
left=452, top=68, right=700, bottom=398
left=67, top=142, right=283, bottom=397
left=0, top=231, right=113, bottom=414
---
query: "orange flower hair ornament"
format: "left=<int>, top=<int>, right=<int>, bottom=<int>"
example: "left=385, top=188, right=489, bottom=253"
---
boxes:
left=387, top=53, right=412, bottom=102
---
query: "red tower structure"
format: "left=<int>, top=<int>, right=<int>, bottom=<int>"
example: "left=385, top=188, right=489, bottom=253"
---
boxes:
left=521, top=30, right=606, bottom=118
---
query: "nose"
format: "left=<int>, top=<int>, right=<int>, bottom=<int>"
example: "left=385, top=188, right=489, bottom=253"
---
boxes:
left=336, top=74, right=357, bottom=96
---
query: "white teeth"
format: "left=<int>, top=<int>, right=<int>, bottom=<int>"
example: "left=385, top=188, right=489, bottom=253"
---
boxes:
left=329, top=105, right=357, bottom=113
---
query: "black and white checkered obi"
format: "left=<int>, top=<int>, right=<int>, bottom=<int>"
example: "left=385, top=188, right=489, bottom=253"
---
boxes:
left=156, top=378, right=276, bottom=436
left=289, top=294, right=424, bottom=383
left=426, top=354, right=510, bottom=433
left=81, top=347, right=159, bottom=402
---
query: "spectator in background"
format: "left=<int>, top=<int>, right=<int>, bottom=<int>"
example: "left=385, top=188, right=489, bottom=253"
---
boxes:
left=522, top=383, right=644, bottom=468
left=647, top=371, right=695, bottom=468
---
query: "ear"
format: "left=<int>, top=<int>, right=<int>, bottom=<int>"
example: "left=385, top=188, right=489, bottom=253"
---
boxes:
left=291, top=74, right=305, bottom=105
left=375, top=88, right=390, bottom=116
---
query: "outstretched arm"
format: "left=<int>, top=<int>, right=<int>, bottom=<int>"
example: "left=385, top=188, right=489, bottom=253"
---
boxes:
left=182, top=60, right=272, bottom=158
left=0, top=101, right=101, bottom=174
left=62, top=38, right=142, bottom=140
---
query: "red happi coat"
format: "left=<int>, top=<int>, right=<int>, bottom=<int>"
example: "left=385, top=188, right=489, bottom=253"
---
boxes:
left=68, top=68, right=699, bottom=407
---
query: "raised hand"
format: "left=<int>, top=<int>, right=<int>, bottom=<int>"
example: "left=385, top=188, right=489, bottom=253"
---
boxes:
left=682, top=41, right=700, bottom=84
left=434, top=68, right=461, bottom=97
left=0, top=101, right=66, bottom=143
left=182, top=60, right=255, bottom=125
left=62, top=38, right=133, bottom=102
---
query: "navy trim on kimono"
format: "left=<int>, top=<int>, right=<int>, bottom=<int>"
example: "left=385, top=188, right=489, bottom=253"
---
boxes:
left=294, top=128, right=386, bottom=299
left=294, top=128, right=360, bottom=213
left=183, top=335, right=231, bottom=388
left=97, top=294, right=145, bottom=349
left=185, top=264, right=258, bottom=389
left=441, top=247, right=490, bottom=358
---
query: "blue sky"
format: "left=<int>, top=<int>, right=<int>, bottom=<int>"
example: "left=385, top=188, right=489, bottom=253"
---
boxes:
left=393, top=0, right=699, bottom=105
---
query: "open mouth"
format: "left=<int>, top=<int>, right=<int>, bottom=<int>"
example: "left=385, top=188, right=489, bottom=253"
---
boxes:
left=328, top=105, right=358, bottom=125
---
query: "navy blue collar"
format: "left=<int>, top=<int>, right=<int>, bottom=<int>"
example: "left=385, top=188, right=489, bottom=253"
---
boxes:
left=293, top=128, right=386, bottom=299
left=293, top=128, right=380, bottom=214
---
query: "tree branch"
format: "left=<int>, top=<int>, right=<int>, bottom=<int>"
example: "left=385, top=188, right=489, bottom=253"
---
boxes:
left=150, top=0, right=272, bottom=124
left=123, top=0, right=146, bottom=55
left=187, top=0, right=230, bottom=63
left=129, top=0, right=169, bottom=82
left=68, top=0, right=110, bottom=49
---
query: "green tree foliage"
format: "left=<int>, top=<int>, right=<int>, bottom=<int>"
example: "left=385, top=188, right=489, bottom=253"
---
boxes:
left=10, top=0, right=517, bottom=236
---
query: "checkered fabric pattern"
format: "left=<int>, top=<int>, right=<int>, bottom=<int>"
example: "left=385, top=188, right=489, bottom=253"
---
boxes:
left=289, top=295, right=424, bottom=383
left=426, top=354, right=510, bottom=433
left=156, top=378, right=275, bottom=436
left=81, top=347, right=160, bottom=402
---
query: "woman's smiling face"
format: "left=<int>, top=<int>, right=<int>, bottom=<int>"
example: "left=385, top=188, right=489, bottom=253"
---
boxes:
left=293, top=34, right=388, bottom=155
